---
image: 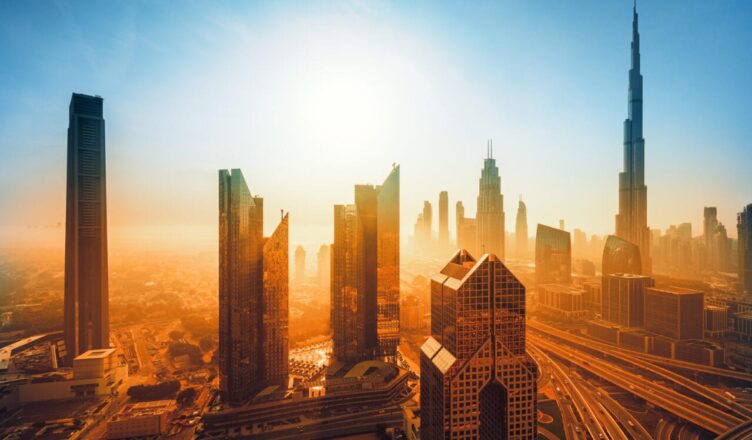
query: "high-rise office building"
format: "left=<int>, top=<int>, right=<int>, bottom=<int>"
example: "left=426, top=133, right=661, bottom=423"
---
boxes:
left=456, top=201, right=478, bottom=257
left=331, top=204, right=359, bottom=361
left=317, top=244, right=330, bottom=289
left=455, top=201, right=465, bottom=246
left=615, top=5, right=651, bottom=275
left=515, top=198, right=528, bottom=259
left=704, top=207, right=719, bottom=270
left=295, top=246, right=306, bottom=286
left=644, top=286, right=703, bottom=340
left=331, top=166, right=400, bottom=362
left=262, top=214, right=289, bottom=387
left=64, top=93, right=109, bottom=365
left=376, top=166, right=400, bottom=357
left=476, top=140, right=505, bottom=259
left=535, top=224, right=571, bottom=285
left=739, top=204, right=752, bottom=295
left=423, top=201, right=432, bottom=248
left=602, top=273, right=654, bottom=328
left=421, top=250, right=537, bottom=439
left=218, top=169, right=288, bottom=404
left=438, top=191, right=449, bottom=248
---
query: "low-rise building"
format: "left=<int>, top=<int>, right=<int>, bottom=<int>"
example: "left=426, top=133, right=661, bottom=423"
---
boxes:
left=17, top=348, right=127, bottom=403
left=704, top=305, right=730, bottom=338
left=106, top=399, right=175, bottom=439
left=537, top=284, right=587, bottom=321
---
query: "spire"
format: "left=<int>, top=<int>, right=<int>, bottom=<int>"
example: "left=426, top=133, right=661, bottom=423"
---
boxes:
left=631, top=1, right=640, bottom=71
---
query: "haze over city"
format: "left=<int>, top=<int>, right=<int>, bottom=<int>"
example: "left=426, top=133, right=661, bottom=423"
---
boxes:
left=2, top=1, right=751, bottom=254
left=1, top=2, right=752, bottom=440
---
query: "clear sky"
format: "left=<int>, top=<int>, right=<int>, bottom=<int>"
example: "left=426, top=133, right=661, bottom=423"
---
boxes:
left=1, top=1, right=750, bottom=251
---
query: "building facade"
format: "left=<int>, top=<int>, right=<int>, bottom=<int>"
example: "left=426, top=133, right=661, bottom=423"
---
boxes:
left=535, top=224, right=571, bottom=285
left=602, top=235, right=642, bottom=277
left=64, top=93, right=109, bottom=365
left=615, top=5, right=651, bottom=275
left=331, top=166, right=400, bottom=362
left=218, top=169, right=288, bottom=404
left=739, top=204, right=752, bottom=295
left=438, top=191, right=449, bottom=248
left=602, top=273, right=654, bottom=328
left=516, top=199, right=528, bottom=259
left=421, top=250, right=537, bottom=439
left=476, top=141, right=505, bottom=259
left=644, top=286, right=703, bottom=340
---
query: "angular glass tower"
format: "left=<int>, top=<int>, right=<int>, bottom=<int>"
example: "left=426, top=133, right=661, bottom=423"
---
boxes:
left=64, top=93, right=109, bottom=365
left=218, top=169, right=287, bottom=404
left=421, top=250, right=537, bottom=439
left=739, top=204, right=752, bottom=295
left=615, top=5, right=651, bottom=274
left=476, top=141, right=505, bottom=259
left=535, top=224, right=571, bottom=285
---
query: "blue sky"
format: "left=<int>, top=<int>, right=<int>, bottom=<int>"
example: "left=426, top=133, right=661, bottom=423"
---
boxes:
left=1, top=0, right=750, bottom=249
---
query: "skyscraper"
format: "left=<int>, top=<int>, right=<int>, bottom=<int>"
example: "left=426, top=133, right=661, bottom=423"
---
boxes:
left=64, top=93, right=109, bottom=365
left=704, top=207, right=719, bottom=270
left=535, top=224, right=571, bottom=285
left=423, top=200, right=433, bottom=248
left=376, top=166, right=400, bottom=357
left=602, top=235, right=642, bottom=277
left=515, top=198, right=528, bottom=259
left=262, top=214, right=289, bottom=387
left=317, top=244, right=330, bottom=289
left=615, top=5, right=651, bottom=275
left=438, top=191, right=449, bottom=248
left=331, top=166, right=400, bottom=362
left=476, top=140, right=505, bottom=259
left=739, top=204, right=752, bottom=295
left=455, top=201, right=465, bottom=246
left=421, top=250, right=537, bottom=439
left=219, top=169, right=288, bottom=404
left=295, top=246, right=306, bottom=286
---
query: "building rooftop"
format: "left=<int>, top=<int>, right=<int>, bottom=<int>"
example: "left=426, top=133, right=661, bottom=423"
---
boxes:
left=75, top=348, right=115, bottom=360
left=647, top=286, right=703, bottom=295
left=113, top=400, right=175, bottom=420
left=608, top=273, right=651, bottom=279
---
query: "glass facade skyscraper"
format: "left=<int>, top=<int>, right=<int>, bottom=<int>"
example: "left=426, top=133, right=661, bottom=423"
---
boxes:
left=739, top=204, right=752, bottom=295
left=421, top=250, right=537, bottom=439
left=331, top=165, right=400, bottom=362
left=535, top=224, right=571, bottom=285
left=218, top=169, right=288, bottom=404
left=476, top=142, right=505, bottom=259
left=602, top=234, right=642, bottom=277
left=64, top=93, right=109, bottom=366
left=615, top=5, right=651, bottom=275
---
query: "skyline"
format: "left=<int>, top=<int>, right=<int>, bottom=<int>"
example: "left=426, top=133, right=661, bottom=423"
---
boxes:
left=2, top=1, right=752, bottom=253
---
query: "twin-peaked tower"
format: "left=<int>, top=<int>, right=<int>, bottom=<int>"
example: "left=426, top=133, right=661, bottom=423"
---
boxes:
left=615, top=4, right=651, bottom=274
left=218, top=169, right=288, bottom=404
left=421, top=250, right=537, bottom=439
left=331, top=165, right=400, bottom=363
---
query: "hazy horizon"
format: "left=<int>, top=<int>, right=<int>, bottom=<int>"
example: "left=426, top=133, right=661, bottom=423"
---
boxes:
left=2, top=1, right=751, bottom=252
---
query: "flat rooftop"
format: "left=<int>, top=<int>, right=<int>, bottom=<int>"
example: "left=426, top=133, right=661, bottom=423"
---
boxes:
left=647, top=286, right=703, bottom=295
left=75, top=348, right=115, bottom=360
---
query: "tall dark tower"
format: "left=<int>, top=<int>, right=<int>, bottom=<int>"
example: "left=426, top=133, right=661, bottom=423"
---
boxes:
left=64, top=93, right=109, bottom=365
left=615, top=4, right=651, bottom=274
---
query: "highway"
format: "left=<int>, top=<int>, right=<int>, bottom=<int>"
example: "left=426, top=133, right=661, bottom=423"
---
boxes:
left=529, top=320, right=752, bottom=421
left=530, top=334, right=741, bottom=435
left=590, top=386, right=652, bottom=440
left=529, top=344, right=617, bottom=439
